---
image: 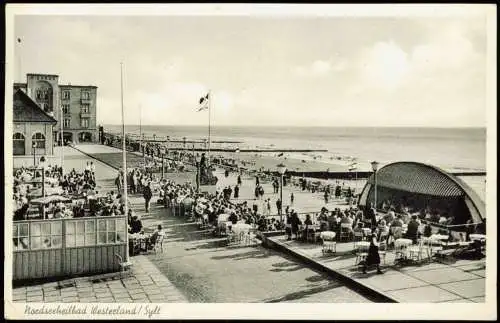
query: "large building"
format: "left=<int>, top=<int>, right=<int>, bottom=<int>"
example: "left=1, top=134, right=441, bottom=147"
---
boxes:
left=14, top=73, right=98, bottom=145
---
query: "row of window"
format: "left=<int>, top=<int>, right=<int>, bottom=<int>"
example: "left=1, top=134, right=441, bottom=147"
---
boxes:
left=62, top=91, right=91, bottom=100
left=13, top=132, right=46, bottom=148
left=63, top=118, right=90, bottom=128
left=13, top=218, right=126, bottom=251
left=62, top=104, right=91, bottom=114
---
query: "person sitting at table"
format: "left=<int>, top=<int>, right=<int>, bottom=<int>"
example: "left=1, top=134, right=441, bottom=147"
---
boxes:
left=363, top=202, right=376, bottom=226
left=362, top=232, right=383, bottom=275
left=384, top=210, right=396, bottom=224
left=228, top=212, right=238, bottom=225
left=327, top=211, right=337, bottom=231
left=129, top=215, right=143, bottom=234
left=148, top=224, right=165, bottom=249
left=405, top=215, right=421, bottom=244
left=291, top=211, right=301, bottom=240
left=301, top=214, right=313, bottom=241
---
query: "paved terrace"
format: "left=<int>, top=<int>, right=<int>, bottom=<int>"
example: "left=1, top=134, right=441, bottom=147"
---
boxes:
left=265, top=235, right=485, bottom=303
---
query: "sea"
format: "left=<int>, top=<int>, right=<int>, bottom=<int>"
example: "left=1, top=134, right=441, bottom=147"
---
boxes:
left=104, top=125, right=487, bottom=201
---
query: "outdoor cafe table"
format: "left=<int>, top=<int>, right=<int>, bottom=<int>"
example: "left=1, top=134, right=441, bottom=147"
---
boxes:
left=320, top=231, right=336, bottom=241
left=469, top=234, right=486, bottom=241
left=430, top=234, right=449, bottom=242
left=394, top=238, right=413, bottom=261
left=129, top=233, right=151, bottom=255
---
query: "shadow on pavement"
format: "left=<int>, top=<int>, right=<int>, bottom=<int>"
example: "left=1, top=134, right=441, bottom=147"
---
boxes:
left=211, top=249, right=272, bottom=261
left=261, top=282, right=344, bottom=303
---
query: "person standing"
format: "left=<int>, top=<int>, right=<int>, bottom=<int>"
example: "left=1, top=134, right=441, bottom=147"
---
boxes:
left=237, top=174, right=242, bottom=186
left=266, top=199, right=271, bottom=216
left=255, top=176, right=260, bottom=186
left=115, top=173, right=122, bottom=193
left=143, top=182, right=153, bottom=213
left=290, top=192, right=294, bottom=206
left=362, top=233, right=383, bottom=274
left=276, top=198, right=282, bottom=216
left=234, top=185, right=239, bottom=199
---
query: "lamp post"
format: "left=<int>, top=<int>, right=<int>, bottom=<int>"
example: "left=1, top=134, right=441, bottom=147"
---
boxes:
left=277, top=163, right=287, bottom=224
left=161, top=152, right=165, bottom=180
left=196, top=154, right=201, bottom=193
left=371, top=161, right=379, bottom=210
left=32, top=142, right=37, bottom=168
left=39, top=156, right=46, bottom=198
left=235, top=147, right=240, bottom=173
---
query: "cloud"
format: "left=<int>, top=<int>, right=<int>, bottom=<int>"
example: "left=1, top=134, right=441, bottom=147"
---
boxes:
left=294, top=60, right=332, bottom=77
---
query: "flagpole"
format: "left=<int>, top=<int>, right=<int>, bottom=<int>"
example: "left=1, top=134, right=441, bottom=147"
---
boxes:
left=208, top=89, right=211, bottom=166
left=120, top=62, right=130, bottom=263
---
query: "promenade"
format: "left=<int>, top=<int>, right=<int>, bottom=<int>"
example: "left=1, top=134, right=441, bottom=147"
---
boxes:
left=15, top=144, right=486, bottom=304
left=72, top=144, right=372, bottom=303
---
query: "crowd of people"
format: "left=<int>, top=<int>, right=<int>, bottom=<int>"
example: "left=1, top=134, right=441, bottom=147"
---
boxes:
left=12, top=162, right=134, bottom=222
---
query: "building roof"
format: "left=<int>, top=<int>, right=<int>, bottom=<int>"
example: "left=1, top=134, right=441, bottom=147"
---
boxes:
left=366, top=162, right=467, bottom=197
left=14, top=82, right=27, bottom=87
left=13, top=89, right=57, bottom=124
left=27, top=73, right=59, bottom=77
left=59, top=84, right=98, bottom=88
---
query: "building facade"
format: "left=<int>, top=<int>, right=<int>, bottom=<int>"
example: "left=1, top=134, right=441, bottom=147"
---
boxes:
left=14, top=73, right=98, bottom=145
left=13, top=89, right=57, bottom=167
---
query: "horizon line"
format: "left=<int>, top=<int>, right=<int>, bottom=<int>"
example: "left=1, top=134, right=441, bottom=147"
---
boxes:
left=101, top=123, right=487, bottom=129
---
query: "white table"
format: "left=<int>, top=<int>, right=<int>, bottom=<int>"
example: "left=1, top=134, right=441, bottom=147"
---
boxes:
left=395, top=238, right=413, bottom=248
left=320, top=231, right=336, bottom=240
left=469, top=234, right=486, bottom=241
left=430, top=234, right=449, bottom=242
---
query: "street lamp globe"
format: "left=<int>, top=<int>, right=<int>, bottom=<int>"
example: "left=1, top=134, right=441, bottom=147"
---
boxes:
left=32, top=142, right=37, bottom=149
left=371, top=161, right=379, bottom=172
left=277, top=163, right=287, bottom=175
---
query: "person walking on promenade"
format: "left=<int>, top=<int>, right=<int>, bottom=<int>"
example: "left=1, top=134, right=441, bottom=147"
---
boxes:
left=115, top=172, right=122, bottom=193
left=255, top=176, right=260, bottom=186
left=290, top=192, right=294, bottom=206
left=266, top=199, right=271, bottom=216
left=324, top=190, right=329, bottom=204
left=234, top=185, right=239, bottom=199
left=362, top=232, right=383, bottom=275
left=237, top=174, right=242, bottom=186
left=276, top=198, right=282, bottom=216
left=143, top=182, right=153, bottom=213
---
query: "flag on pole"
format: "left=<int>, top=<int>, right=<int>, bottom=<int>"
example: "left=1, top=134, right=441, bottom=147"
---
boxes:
left=198, top=93, right=209, bottom=111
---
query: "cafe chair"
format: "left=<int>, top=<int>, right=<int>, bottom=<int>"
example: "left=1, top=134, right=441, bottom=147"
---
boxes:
left=339, top=223, right=352, bottom=242
left=377, top=235, right=388, bottom=265
left=153, top=235, right=165, bottom=254
left=322, top=233, right=337, bottom=254
left=114, top=253, right=133, bottom=279
left=353, top=230, right=364, bottom=248
left=354, top=243, right=369, bottom=266
left=407, top=239, right=426, bottom=263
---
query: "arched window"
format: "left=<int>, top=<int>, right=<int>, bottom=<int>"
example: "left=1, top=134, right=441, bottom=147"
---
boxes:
left=32, top=132, right=46, bottom=149
left=13, top=132, right=25, bottom=155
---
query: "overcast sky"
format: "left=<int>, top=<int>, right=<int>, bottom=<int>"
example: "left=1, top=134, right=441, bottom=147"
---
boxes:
left=13, top=9, right=490, bottom=127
